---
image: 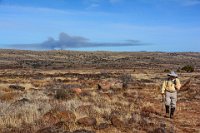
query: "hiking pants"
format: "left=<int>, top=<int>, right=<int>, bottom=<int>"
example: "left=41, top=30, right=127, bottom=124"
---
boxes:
left=165, top=91, right=177, bottom=108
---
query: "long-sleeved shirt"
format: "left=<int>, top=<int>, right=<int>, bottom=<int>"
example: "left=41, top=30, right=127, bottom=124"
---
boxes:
left=161, top=78, right=181, bottom=94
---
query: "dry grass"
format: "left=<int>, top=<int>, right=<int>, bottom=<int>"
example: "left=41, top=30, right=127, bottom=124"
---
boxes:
left=0, top=64, right=199, bottom=132
left=0, top=92, right=19, bottom=101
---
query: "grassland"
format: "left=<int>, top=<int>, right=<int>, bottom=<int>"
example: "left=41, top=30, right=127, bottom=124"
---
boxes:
left=0, top=49, right=199, bottom=133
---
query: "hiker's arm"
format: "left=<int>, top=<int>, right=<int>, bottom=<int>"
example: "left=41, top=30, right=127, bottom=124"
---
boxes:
left=175, top=78, right=181, bottom=90
left=161, top=81, right=166, bottom=94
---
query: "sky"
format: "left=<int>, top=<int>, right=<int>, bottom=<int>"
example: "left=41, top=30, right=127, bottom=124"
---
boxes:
left=0, top=0, right=200, bottom=51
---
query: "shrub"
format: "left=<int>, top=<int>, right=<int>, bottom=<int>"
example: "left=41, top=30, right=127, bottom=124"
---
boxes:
left=120, top=73, right=133, bottom=89
left=181, top=65, right=194, bottom=72
left=9, top=85, right=25, bottom=91
left=164, top=69, right=170, bottom=73
left=55, top=89, right=76, bottom=100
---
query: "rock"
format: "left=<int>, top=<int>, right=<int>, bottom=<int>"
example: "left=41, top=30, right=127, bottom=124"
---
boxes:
left=53, top=121, right=70, bottom=131
left=73, top=129, right=95, bottom=133
left=42, top=112, right=57, bottom=125
left=43, top=110, right=76, bottom=125
left=9, top=85, right=25, bottom=91
left=76, top=117, right=97, bottom=126
left=98, top=81, right=111, bottom=91
left=37, top=121, right=70, bottom=133
left=58, top=110, right=76, bottom=122
left=72, top=88, right=82, bottom=94
left=98, top=79, right=123, bottom=91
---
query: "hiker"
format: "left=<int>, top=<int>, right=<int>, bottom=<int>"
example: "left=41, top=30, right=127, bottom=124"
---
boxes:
left=161, top=71, right=181, bottom=118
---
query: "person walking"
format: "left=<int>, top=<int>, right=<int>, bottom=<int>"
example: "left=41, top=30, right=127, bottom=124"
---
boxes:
left=161, top=71, right=181, bottom=119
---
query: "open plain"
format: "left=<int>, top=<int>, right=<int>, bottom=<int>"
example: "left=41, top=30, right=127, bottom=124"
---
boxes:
left=0, top=49, right=199, bottom=133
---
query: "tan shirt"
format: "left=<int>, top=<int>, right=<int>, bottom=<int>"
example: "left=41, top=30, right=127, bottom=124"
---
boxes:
left=161, top=78, right=181, bottom=94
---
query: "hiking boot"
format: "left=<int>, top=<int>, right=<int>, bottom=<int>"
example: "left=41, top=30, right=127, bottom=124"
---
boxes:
left=163, top=105, right=170, bottom=118
left=164, top=114, right=169, bottom=118
left=170, top=107, right=175, bottom=119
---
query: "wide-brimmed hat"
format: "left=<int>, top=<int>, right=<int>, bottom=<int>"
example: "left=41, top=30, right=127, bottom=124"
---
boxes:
left=167, top=71, right=178, bottom=77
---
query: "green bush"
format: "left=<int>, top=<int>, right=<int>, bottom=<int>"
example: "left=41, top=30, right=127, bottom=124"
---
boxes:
left=181, top=65, right=194, bottom=72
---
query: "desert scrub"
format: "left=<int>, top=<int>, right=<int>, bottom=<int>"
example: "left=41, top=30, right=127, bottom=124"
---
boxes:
left=0, top=100, right=52, bottom=128
left=0, top=92, right=18, bottom=101
left=55, top=89, right=76, bottom=100
left=45, top=82, right=80, bottom=100
left=120, top=73, right=133, bottom=89
left=164, top=69, right=170, bottom=73
left=181, top=65, right=194, bottom=72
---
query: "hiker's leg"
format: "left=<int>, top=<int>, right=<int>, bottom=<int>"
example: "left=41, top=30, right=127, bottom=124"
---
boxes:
left=165, top=92, right=170, bottom=114
left=170, top=91, right=177, bottom=118
left=165, top=105, right=169, bottom=114
left=171, top=91, right=177, bottom=108
left=170, top=107, right=175, bottom=118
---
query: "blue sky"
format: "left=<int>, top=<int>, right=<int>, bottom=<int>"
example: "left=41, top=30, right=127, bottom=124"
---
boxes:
left=0, top=0, right=200, bottom=51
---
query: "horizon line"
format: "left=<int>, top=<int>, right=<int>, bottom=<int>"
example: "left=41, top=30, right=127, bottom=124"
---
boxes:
left=0, top=48, right=199, bottom=53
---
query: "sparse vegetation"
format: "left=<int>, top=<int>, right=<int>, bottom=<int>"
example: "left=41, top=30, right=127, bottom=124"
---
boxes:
left=0, top=50, right=199, bottom=132
left=164, top=69, right=170, bottom=73
left=55, top=89, right=76, bottom=100
left=181, top=65, right=194, bottom=72
left=120, top=73, right=133, bottom=89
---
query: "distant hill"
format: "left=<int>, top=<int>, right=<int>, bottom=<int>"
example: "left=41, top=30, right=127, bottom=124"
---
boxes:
left=0, top=49, right=199, bottom=72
